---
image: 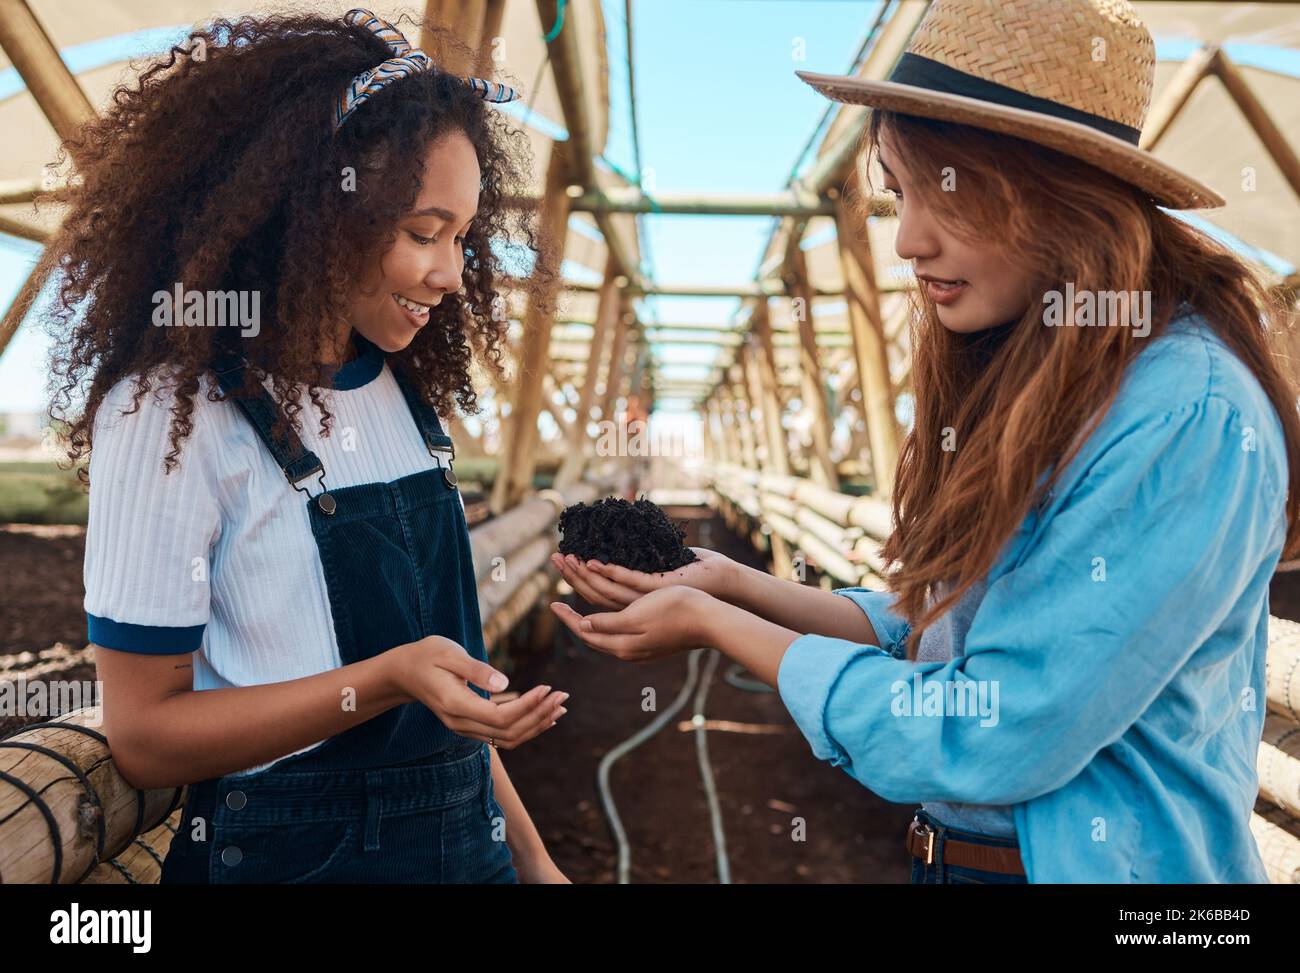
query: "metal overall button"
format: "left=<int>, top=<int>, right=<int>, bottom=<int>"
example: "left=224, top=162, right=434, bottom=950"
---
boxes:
left=292, top=468, right=337, bottom=515
left=226, top=790, right=247, bottom=811
left=425, top=435, right=457, bottom=490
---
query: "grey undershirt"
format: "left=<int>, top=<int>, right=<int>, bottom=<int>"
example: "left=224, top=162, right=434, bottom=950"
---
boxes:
left=915, top=577, right=1018, bottom=838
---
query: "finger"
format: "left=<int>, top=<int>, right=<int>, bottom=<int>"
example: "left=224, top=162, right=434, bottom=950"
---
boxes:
left=552, top=554, right=623, bottom=609
left=452, top=686, right=566, bottom=744
left=451, top=705, right=563, bottom=746
left=493, top=692, right=569, bottom=748
left=582, top=607, right=644, bottom=636
left=440, top=681, right=552, bottom=729
left=572, top=559, right=643, bottom=606
left=549, top=602, right=643, bottom=657
left=485, top=683, right=565, bottom=729
left=433, top=645, right=510, bottom=692
left=563, top=554, right=632, bottom=609
left=587, top=560, right=662, bottom=593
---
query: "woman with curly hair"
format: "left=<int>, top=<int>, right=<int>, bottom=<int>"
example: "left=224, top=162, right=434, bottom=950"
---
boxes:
left=24, top=8, right=569, bottom=883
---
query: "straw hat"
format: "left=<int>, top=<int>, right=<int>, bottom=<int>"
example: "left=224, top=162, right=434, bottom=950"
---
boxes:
left=796, top=0, right=1224, bottom=210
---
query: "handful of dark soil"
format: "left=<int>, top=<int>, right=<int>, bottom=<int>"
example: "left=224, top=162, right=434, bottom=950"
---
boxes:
left=557, top=496, right=699, bottom=573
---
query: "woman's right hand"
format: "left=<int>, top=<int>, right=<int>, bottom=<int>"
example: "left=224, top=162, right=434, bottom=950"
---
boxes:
left=386, top=636, right=567, bottom=750
left=549, top=547, right=740, bottom=610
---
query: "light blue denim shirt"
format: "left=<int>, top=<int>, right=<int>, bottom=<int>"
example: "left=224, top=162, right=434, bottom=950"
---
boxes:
left=912, top=576, right=1020, bottom=837
left=778, top=308, right=1288, bottom=883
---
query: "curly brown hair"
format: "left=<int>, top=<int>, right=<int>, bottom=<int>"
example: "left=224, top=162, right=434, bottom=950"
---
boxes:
left=22, top=8, right=549, bottom=483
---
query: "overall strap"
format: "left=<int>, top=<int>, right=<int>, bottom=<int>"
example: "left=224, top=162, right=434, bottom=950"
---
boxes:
left=210, top=354, right=329, bottom=494
left=391, top=368, right=455, bottom=464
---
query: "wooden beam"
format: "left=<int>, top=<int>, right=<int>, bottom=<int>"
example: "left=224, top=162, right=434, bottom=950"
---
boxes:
left=0, top=0, right=98, bottom=359
left=727, top=382, right=758, bottom=469
left=787, top=247, right=839, bottom=490
left=836, top=187, right=899, bottom=498
left=1139, top=44, right=1217, bottom=152
left=567, top=187, right=838, bottom=217
left=421, top=0, right=487, bottom=75
left=741, top=334, right=794, bottom=577
left=602, top=299, right=634, bottom=421
left=555, top=254, right=619, bottom=489
left=490, top=140, right=573, bottom=513
left=751, top=301, right=791, bottom=478
left=0, top=213, right=47, bottom=244
left=537, top=0, right=644, bottom=291
left=0, top=0, right=95, bottom=142
left=567, top=281, right=863, bottom=298
left=1211, top=47, right=1300, bottom=202
left=479, top=0, right=507, bottom=74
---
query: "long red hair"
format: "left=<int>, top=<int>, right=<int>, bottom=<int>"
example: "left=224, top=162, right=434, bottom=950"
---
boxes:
left=848, top=110, right=1300, bottom=661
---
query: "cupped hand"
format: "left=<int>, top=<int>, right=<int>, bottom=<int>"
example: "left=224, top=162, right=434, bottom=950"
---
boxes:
left=549, top=585, right=713, bottom=662
left=549, top=547, right=737, bottom=610
left=389, top=636, right=568, bottom=749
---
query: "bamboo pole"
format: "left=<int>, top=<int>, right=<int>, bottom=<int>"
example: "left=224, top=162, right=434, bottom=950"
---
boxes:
left=708, top=395, right=733, bottom=467
left=536, top=0, right=642, bottom=292
left=565, top=187, right=840, bottom=217
left=602, top=303, right=634, bottom=422
left=742, top=320, right=794, bottom=577
left=567, top=281, right=857, bottom=298
left=420, top=0, right=487, bottom=75
left=836, top=185, right=899, bottom=498
left=1211, top=48, right=1300, bottom=203
left=490, top=140, right=573, bottom=513
left=751, top=300, right=791, bottom=478
left=1139, top=44, right=1217, bottom=152
left=0, top=0, right=95, bottom=142
left=0, top=0, right=98, bottom=360
left=479, top=0, right=507, bottom=74
left=787, top=246, right=839, bottom=490
left=0, top=707, right=184, bottom=883
left=555, top=254, right=619, bottom=490
left=728, top=375, right=758, bottom=470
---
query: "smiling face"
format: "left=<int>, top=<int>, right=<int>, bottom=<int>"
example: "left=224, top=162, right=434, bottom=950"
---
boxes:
left=877, top=128, right=1032, bottom=334
left=339, top=128, right=482, bottom=358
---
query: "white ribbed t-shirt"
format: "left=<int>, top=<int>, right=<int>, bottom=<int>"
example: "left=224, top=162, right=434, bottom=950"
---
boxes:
left=83, top=345, right=460, bottom=774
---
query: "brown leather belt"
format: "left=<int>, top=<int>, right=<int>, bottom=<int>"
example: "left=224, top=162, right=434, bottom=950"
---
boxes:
left=907, top=817, right=1026, bottom=875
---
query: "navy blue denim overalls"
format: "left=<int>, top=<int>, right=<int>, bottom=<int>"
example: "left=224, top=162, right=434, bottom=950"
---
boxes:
left=159, top=341, right=517, bottom=883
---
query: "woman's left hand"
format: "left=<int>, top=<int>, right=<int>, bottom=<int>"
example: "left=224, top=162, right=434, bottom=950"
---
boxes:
left=549, top=586, right=713, bottom=662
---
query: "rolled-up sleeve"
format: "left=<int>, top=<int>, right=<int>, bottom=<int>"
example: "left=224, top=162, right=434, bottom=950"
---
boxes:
left=777, top=393, right=1287, bottom=805
left=828, top=587, right=912, bottom=659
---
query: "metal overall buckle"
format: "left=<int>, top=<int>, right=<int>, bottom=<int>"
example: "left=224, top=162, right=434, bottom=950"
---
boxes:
left=291, top=462, right=336, bottom=515
left=425, top=435, right=458, bottom=489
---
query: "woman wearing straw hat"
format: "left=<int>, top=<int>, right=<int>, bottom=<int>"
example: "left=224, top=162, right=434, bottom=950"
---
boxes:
left=551, top=0, right=1300, bottom=883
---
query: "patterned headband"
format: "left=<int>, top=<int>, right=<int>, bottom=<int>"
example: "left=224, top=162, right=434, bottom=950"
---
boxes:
left=334, top=8, right=520, bottom=132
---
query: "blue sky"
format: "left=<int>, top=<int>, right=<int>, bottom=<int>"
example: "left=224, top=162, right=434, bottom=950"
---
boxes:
left=2, top=1, right=1297, bottom=423
left=0, top=1, right=879, bottom=416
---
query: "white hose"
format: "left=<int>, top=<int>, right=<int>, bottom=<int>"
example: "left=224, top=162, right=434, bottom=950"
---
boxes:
left=596, top=647, right=703, bottom=884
